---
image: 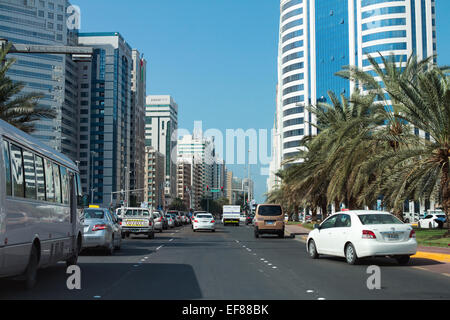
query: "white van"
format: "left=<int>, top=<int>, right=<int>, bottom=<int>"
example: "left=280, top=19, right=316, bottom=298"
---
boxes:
left=0, top=119, right=84, bottom=288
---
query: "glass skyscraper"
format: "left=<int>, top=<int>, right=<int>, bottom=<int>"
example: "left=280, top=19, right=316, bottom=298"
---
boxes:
left=0, top=0, right=79, bottom=160
left=268, top=0, right=436, bottom=191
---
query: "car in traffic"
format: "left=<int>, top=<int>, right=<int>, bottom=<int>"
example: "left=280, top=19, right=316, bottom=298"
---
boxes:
left=306, top=210, right=418, bottom=265
left=240, top=214, right=247, bottom=224
left=193, top=213, right=216, bottom=232
left=167, top=210, right=182, bottom=227
left=82, top=207, right=122, bottom=255
left=166, top=214, right=175, bottom=228
left=121, top=207, right=155, bottom=239
left=245, top=214, right=254, bottom=225
left=417, top=212, right=447, bottom=229
left=152, top=210, right=164, bottom=233
left=254, top=204, right=285, bottom=238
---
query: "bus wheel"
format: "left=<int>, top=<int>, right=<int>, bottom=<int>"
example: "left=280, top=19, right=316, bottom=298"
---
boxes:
left=24, top=245, right=39, bottom=290
left=66, top=236, right=81, bottom=267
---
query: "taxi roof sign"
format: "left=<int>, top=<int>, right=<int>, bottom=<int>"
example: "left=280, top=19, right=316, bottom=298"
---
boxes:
left=89, top=205, right=100, bottom=208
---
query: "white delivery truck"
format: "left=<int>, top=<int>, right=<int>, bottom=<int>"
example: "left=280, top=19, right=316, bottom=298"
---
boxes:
left=222, top=205, right=241, bottom=226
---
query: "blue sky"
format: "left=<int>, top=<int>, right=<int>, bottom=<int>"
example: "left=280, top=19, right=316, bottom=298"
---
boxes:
left=73, top=0, right=450, bottom=204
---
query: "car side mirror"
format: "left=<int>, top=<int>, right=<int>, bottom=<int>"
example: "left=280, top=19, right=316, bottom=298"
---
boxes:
left=314, top=224, right=321, bottom=230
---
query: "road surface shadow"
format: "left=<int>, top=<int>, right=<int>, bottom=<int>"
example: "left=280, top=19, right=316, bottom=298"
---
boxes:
left=80, top=247, right=155, bottom=257
left=317, top=256, right=445, bottom=267
left=0, top=263, right=203, bottom=300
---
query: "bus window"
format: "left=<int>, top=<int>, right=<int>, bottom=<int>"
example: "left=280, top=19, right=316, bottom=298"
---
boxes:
left=75, top=173, right=84, bottom=208
left=35, top=155, right=46, bottom=201
left=60, top=166, right=69, bottom=205
left=2, top=140, right=12, bottom=196
left=44, top=159, right=55, bottom=202
left=23, top=150, right=37, bottom=200
left=53, top=163, right=61, bottom=204
left=10, top=144, right=24, bottom=198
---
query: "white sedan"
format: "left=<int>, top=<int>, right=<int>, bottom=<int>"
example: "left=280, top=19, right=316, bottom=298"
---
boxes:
left=193, top=213, right=216, bottom=232
left=417, top=213, right=446, bottom=229
left=306, top=210, right=417, bottom=265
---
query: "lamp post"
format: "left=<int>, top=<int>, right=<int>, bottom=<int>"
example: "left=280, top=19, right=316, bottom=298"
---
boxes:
left=90, top=151, right=98, bottom=204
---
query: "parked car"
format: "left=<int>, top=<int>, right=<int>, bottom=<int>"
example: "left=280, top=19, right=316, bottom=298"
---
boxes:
left=417, top=212, right=447, bottom=229
left=246, top=215, right=254, bottom=225
left=193, top=213, right=216, bottom=232
left=306, top=210, right=417, bottom=265
left=240, top=214, right=247, bottom=224
left=82, top=207, right=122, bottom=255
left=158, top=210, right=169, bottom=230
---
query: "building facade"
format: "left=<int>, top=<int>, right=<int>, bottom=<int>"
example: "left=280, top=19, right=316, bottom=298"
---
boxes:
left=77, top=32, right=133, bottom=207
left=130, top=49, right=146, bottom=205
left=144, top=146, right=165, bottom=210
left=176, top=160, right=192, bottom=210
left=269, top=0, right=437, bottom=194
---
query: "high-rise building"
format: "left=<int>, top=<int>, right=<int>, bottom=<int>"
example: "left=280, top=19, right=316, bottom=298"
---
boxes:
left=269, top=0, right=437, bottom=192
left=130, top=49, right=147, bottom=205
left=226, top=171, right=233, bottom=204
left=144, top=146, right=165, bottom=210
left=0, top=0, right=80, bottom=160
left=176, top=160, right=192, bottom=210
left=177, top=133, right=216, bottom=199
left=145, top=95, right=178, bottom=207
left=77, top=32, right=133, bottom=206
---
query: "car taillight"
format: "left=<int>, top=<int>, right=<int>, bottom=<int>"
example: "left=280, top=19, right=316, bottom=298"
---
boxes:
left=119, top=221, right=122, bottom=226
left=149, top=220, right=152, bottom=226
left=92, top=224, right=106, bottom=231
left=362, top=230, right=376, bottom=239
left=409, top=229, right=416, bottom=238
left=211, top=220, right=215, bottom=223
left=194, top=220, right=198, bottom=223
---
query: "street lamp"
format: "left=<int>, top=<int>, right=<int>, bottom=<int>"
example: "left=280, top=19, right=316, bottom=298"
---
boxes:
left=90, top=151, right=98, bottom=204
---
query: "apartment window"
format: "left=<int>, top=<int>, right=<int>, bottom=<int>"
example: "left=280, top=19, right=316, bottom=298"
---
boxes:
left=48, top=2, right=54, bottom=9
left=39, top=0, right=45, bottom=7
left=38, top=10, right=44, bottom=17
left=48, top=12, right=54, bottom=19
left=47, top=22, right=54, bottom=29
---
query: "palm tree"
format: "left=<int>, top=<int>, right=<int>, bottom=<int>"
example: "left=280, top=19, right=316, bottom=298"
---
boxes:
left=0, top=43, right=56, bottom=133
left=378, top=66, right=450, bottom=233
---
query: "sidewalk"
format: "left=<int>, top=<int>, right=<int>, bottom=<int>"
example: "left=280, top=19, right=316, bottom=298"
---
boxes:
left=285, top=223, right=450, bottom=263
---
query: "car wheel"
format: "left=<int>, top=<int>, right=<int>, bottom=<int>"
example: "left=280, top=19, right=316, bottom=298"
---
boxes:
left=417, top=221, right=421, bottom=229
left=395, top=255, right=411, bottom=265
left=24, top=245, right=39, bottom=290
left=115, top=236, right=121, bottom=250
left=429, top=222, right=433, bottom=229
left=308, top=240, right=319, bottom=259
left=106, top=238, right=114, bottom=255
left=66, top=236, right=81, bottom=267
left=345, top=243, right=359, bottom=265
left=278, top=230, right=284, bottom=238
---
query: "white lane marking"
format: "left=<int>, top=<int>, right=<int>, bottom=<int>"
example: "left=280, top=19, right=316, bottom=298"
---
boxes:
left=156, top=245, right=164, bottom=250
left=318, top=298, right=326, bottom=300
left=307, top=290, right=314, bottom=293
left=169, top=239, right=174, bottom=242
left=272, top=266, right=277, bottom=269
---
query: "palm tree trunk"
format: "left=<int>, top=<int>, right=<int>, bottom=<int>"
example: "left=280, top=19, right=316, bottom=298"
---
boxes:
left=441, top=162, right=450, bottom=236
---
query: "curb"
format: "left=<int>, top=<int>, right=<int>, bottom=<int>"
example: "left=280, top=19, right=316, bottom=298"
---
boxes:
left=412, top=252, right=450, bottom=263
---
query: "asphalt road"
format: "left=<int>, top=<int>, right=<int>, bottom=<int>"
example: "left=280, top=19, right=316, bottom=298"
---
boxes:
left=0, top=223, right=449, bottom=300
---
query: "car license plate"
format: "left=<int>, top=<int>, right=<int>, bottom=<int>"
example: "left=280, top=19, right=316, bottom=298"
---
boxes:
left=266, top=221, right=275, bottom=225
left=384, top=232, right=399, bottom=240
